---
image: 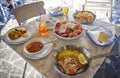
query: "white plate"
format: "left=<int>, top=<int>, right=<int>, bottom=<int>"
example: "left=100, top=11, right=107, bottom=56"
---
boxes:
left=53, top=21, right=83, bottom=40
left=86, top=26, right=116, bottom=46
left=3, top=26, right=34, bottom=45
left=23, top=38, right=54, bottom=59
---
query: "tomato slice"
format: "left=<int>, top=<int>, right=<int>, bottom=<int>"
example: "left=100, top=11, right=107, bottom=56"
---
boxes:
left=55, top=29, right=59, bottom=33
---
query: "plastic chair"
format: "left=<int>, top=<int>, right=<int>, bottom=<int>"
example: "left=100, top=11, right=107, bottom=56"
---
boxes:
left=13, top=1, right=46, bottom=25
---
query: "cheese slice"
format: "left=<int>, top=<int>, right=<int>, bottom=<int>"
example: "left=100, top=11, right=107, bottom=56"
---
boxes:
left=98, top=32, right=109, bottom=43
left=59, top=24, right=67, bottom=33
left=59, top=22, right=76, bottom=33
left=66, top=22, right=75, bottom=29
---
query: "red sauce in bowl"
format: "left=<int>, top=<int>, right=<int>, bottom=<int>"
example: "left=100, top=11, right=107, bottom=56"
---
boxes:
left=26, top=42, right=44, bottom=53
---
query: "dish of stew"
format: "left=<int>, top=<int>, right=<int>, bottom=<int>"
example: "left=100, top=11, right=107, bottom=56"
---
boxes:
left=26, top=41, right=44, bottom=53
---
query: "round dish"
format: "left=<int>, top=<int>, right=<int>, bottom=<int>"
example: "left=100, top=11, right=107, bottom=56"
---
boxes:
left=53, top=21, right=83, bottom=40
left=3, top=26, right=34, bottom=44
left=23, top=38, right=53, bottom=59
left=73, top=10, right=96, bottom=24
left=53, top=45, right=90, bottom=77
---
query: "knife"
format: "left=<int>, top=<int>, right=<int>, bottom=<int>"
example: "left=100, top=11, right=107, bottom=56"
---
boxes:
left=91, top=35, right=120, bottom=60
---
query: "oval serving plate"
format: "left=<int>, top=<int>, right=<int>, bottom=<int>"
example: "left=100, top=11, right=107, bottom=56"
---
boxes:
left=3, top=26, right=34, bottom=45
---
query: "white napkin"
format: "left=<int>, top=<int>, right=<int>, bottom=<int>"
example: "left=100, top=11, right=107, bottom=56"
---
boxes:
left=86, top=26, right=116, bottom=46
left=48, top=7, right=63, bottom=15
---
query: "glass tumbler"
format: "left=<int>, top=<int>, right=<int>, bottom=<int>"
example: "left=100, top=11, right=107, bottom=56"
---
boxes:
left=62, top=7, right=69, bottom=20
left=39, top=20, right=48, bottom=36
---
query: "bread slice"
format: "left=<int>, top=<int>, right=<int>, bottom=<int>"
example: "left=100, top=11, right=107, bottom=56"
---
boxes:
left=98, top=32, right=109, bottom=43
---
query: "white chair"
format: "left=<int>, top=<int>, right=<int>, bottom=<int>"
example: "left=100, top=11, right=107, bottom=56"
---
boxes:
left=12, top=2, right=46, bottom=77
left=13, top=1, right=46, bottom=25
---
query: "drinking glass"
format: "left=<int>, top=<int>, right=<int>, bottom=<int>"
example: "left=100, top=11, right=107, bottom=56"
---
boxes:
left=62, top=7, right=69, bottom=20
left=39, top=20, right=48, bottom=36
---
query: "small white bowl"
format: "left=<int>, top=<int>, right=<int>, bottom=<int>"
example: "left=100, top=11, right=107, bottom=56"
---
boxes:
left=23, top=38, right=45, bottom=55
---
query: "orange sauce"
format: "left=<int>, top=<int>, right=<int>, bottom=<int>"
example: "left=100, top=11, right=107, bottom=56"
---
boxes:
left=26, top=42, right=44, bottom=53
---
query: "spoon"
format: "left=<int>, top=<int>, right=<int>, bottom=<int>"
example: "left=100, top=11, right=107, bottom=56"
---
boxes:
left=39, top=39, right=57, bottom=47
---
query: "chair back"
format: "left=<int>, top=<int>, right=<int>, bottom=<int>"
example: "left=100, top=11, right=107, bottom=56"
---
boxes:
left=13, top=1, right=46, bottom=25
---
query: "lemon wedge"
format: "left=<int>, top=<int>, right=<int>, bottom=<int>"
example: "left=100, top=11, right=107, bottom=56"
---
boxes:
left=78, top=53, right=88, bottom=65
left=98, top=32, right=109, bottom=43
left=23, top=33, right=29, bottom=38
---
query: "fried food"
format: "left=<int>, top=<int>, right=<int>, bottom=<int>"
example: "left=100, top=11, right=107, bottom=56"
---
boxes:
left=75, top=11, right=95, bottom=23
left=8, top=27, right=28, bottom=40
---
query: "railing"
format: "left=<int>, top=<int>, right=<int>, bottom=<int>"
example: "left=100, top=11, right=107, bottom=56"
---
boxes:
left=84, top=0, right=112, bottom=18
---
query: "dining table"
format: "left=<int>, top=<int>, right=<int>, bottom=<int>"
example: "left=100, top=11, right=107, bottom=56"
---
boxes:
left=1, top=11, right=120, bottom=78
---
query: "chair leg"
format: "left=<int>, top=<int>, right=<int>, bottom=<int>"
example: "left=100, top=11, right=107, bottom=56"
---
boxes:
left=42, top=76, right=45, bottom=78
left=22, top=62, right=27, bottom=78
